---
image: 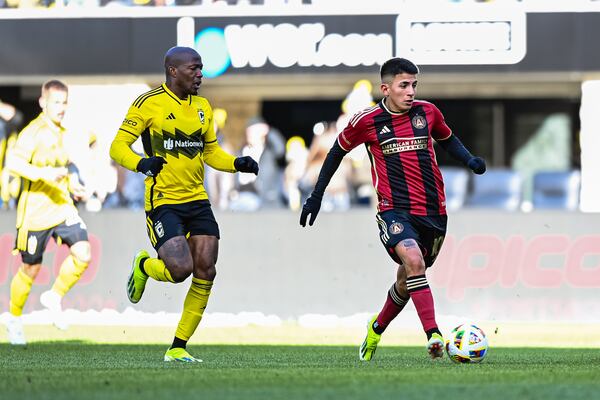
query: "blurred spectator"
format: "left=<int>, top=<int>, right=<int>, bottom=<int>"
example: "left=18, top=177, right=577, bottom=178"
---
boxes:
left=283, top=136, right=308, bottom=211
left=62, top=120, right=118, bottom=212
left=103, top=138, right=144, bottom=209
left=205, top=107, right=236, bottom=210
left=0, top=99, right=24, bottom=209
left=340, top=80, right=376, bottom=207
left=301, top=121, right=352, bottom=212
left=229, top=117, right=286, bottom=211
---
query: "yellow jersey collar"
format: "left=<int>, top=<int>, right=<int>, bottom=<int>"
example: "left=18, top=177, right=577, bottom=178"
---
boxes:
left=162, top=83, right=192, bottom=105
left=40, top=112, right=65, bottom=134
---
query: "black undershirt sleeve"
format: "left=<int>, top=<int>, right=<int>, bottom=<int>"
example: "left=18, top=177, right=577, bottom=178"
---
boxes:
left=436, top=134, right=473, bottom=166
left=312, top=141, right=348, bottom=198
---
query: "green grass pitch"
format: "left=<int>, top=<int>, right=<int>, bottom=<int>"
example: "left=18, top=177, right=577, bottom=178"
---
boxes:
left=1, top=342, right=599, bottom=400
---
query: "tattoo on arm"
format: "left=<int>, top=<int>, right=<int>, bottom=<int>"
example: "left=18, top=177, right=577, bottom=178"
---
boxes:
left=400, top=239, right=419, bottom=249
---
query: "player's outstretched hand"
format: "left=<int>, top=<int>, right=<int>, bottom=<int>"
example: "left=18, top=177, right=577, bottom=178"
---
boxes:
left=235, top=156, right=259, bottom=175
left=137, top=156, right=167, bottom=177
left=467, top=157, right=486, bottom=175
left=300, top=193, right=322, bottom=227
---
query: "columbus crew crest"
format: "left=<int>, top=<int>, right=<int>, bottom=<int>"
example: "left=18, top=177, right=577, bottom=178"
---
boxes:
left=412, top=115, right=426, bottom=129
left=198, top=110, right=205, bottom=124
left=155, top=221, right=164, bottom=238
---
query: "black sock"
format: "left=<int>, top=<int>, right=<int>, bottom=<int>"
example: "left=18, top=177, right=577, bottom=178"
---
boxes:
left=139, top=257, right=148, bottom=276
left=426, top=328, right=442, bottom=340
left=170, top=336, right=187, bottom=350
left=372, top=320, right=385, bottom=335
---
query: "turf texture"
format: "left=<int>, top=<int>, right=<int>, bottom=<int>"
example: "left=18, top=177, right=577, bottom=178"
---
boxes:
left=1, top=343, right=599, bottom=400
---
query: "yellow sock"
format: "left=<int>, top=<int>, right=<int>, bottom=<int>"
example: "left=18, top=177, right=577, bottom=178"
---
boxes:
left=52, top=255, right=88, bottom=297
left=144, top=257, right=174, bottom=283
left=10, top=268, right=34, bottom=316
left=175, top=278, right=213, bottom=341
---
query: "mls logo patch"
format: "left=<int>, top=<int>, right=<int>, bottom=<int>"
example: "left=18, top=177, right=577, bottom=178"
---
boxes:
left=198, top=110, right=205, bottom=124
left=155, top=221, right=165, bottom=238
left=412, top=115, right=426, bottom=129
left=388, top=222, right=404, bottom=235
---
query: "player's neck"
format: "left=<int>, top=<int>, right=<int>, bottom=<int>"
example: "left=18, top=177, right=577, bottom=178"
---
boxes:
left=165, top=82, right=189, bottom=101
left=41, top=113, right=63, bottom=131
left=383, top=97, right=409, bottom=115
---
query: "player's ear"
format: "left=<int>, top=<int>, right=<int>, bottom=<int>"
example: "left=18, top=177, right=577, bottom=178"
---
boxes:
left=380, top=82, right=390, bottom=96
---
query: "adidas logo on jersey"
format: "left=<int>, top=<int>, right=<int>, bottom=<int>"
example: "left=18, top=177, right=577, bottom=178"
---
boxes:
left=379, top=125, right=391, bottom=135
left=166, top=113, right=176, bottom=120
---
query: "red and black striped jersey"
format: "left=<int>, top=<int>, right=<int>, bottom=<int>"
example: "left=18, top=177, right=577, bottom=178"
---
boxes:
left=337, top=99, right=452, bottom=216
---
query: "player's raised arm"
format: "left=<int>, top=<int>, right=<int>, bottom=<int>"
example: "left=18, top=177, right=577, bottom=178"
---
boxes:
left=435, top=134, right=486, bottom=175
left=431, top=104, right=486, bottom=175
left=299, top=140, right=348, bottom=227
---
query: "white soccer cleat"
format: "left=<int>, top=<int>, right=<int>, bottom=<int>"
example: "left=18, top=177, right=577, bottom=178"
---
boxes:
left=40, top=290, right=69, bottom=330
left=6, top=315, right=26, bottom=345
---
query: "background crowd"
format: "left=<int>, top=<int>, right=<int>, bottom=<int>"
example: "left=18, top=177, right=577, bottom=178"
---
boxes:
left=0, top=81, right=378, bottom=213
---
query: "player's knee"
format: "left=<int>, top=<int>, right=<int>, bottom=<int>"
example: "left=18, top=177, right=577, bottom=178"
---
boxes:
left=198, top=256, right=217, bottom=280
left=21, top=263, right=41, bottom=279
left=403, top=254, right=426, bottom=275
left=201, top=266, right=216, bottom=281
left=71, top=241, right=91, bottom=265
left=168, top=261, right=193, bottom=283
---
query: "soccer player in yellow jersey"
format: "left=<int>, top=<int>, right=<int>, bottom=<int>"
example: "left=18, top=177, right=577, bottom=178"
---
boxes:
left=4, top=80, right=91, bottom=345
left=110, top=47, right=259, bottom=363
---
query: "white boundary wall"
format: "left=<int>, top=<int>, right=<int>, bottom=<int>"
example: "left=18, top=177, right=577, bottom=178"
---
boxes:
left=1, top=209, right=599, bottom=323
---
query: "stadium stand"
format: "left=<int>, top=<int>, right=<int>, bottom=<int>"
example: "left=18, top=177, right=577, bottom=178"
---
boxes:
left=466, top=168, right=522, bottom=210
left=440, top=167, right=469, bottom=211
left=532, top=170, right=581, bottom=210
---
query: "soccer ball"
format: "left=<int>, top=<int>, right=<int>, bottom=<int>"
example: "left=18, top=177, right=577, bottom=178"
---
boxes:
left=445, top=324, right=489, bottom=363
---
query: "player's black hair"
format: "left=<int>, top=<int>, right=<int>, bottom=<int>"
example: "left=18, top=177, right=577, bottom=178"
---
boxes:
left=380, top=58, right=419, bottom=83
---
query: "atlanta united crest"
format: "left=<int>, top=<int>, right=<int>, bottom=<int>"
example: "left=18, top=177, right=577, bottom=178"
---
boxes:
left=412, top=115, right=426, bottom=129
left=388, top=222, right=404, bottom=235
left=198, top=110, right=205, bottom=124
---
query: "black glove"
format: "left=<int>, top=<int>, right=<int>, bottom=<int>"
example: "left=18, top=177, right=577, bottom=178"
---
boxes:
left=137, top=157, right=167, bottom=177
left=299, top=193, right=323, bottom=227
left=234, top=156, right=259, bottom=175
left=467, top=157, right=486, bottom=175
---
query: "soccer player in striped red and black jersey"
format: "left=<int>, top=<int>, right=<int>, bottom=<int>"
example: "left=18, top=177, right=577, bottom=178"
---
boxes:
left=300, top=58, right=486, bottom=360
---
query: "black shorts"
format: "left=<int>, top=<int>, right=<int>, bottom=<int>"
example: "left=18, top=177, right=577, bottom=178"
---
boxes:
left=17, top=218, right=88, bottom=265
left=145, top=200, right=220, bottom=251
left=376, top=209, right=447, bottom=268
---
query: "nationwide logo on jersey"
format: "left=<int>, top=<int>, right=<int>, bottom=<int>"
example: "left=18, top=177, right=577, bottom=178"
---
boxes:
left=154, top=128, right=204, bottom=159
left=412, top=115, right=427, bottom=129
left=198, top=110, right=205, bottom=124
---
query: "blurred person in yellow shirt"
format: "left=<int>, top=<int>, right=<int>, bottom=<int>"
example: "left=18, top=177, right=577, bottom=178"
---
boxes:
left=0, top=98, right=24, bottom=209
left=3, top=80, right=92, bottom=345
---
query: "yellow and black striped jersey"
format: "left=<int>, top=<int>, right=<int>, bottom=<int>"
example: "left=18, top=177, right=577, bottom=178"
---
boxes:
left=10, top=113, right=76, bottom=230
left=110, top=84, right=237, bottom=211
